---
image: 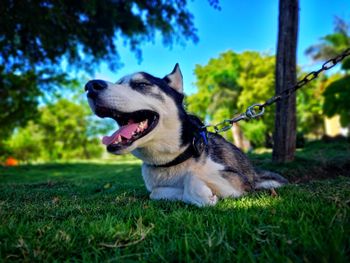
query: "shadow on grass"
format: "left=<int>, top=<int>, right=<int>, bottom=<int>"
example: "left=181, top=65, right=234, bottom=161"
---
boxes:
left=250, top=138, right=350, bottom=183
left=0, top=162, right=148, bottom=203
left=0, top=162, right=141, bottom=182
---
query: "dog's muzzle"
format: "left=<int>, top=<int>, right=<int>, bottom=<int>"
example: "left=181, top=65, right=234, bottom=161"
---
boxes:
left=85, top=79, right=108, bottom=99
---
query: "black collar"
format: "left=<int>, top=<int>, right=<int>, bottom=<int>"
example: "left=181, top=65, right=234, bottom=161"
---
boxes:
left=148, top=129, right=208, bottom=168
left=150, top=144, right=195, bottom=168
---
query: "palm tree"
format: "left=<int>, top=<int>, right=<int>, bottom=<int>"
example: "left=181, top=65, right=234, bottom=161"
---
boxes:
left=306, top=17, right=350, bottom=132
left=305, top=17, right=350, bottom=62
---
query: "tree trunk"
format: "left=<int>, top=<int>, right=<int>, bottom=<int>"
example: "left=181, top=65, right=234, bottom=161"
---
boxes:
left=272, top=0, right=299, bottom=162
left=231, top=123, right=251, bottom=151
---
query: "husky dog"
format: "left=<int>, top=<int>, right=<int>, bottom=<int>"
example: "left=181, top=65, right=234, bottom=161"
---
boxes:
left=85, top=64, right=287, bottom=206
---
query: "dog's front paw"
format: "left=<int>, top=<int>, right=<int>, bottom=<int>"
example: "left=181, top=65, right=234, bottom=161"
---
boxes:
left=184, top=193, right=218, bottom=207
left=183, top=175, right=219, bottom=207
left=208, top=194, right=218, bottom=206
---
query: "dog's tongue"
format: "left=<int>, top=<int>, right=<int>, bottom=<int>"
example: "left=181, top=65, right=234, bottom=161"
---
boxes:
left=102, top=123, right=139, bottom=145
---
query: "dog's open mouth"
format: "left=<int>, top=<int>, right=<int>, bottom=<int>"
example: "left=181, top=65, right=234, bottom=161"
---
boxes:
left=95, top=107, right=159, bottom=152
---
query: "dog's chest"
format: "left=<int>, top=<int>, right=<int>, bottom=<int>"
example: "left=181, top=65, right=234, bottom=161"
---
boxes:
left=141, top=164, right=187, bottom=191
left=141, top=157, right=225, bottom=192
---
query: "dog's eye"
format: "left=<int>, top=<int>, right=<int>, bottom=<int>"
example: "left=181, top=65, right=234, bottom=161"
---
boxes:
left=133, top=82, right=150, bottom=89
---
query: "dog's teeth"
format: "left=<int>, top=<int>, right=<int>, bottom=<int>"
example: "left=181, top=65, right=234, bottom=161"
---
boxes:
left=143, top=120, right=148, bottom=129
left=116, top=135, right=122, bottom=143
left=139, top=120, right=148, bottom=130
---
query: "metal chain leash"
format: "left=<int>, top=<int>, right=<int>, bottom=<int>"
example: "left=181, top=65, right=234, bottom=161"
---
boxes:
left=203, top=47, right=350, bottom=133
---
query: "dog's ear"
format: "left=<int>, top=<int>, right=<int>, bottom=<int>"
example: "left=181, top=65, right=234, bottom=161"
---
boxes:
left=163, top=63, right=183, bottom=93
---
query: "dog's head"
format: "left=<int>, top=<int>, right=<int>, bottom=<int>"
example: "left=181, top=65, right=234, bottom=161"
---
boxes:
left=85, top=64, right=187, bottom=155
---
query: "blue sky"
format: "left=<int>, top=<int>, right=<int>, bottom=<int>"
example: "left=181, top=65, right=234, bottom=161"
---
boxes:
left=93, top=0, right=350, bottom=94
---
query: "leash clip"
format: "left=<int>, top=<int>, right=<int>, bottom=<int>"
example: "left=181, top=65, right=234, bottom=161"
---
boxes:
left=245, top=104, right=265, bottom=119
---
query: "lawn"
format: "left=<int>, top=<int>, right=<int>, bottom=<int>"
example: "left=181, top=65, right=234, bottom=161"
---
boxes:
left=0, top=140, right=349, bottom=262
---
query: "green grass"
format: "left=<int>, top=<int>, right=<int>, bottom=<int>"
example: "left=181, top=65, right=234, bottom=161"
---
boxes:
left=0, top=141, right=350, bottom=262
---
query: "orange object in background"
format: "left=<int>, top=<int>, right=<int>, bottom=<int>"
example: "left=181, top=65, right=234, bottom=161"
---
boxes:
left=5, top=157, right=19, bottom=166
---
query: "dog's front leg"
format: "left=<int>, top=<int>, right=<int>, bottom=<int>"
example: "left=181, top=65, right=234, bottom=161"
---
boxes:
left=150, top=187, right=184, bottom=201
left=183, top=175, right=218, bottom=207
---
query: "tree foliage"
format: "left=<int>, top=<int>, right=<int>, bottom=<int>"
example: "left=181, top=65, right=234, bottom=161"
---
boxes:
left=187, top=50, right=276, bottom=146
left=295, top=76, right=324, bottom=135
left=0, top=69, right=40, bottom=139
left=5, top=121, right=43, bottom=162
left=0, top=67, right=73, bottom=140
left=0, top=0, right=204, bottom=140
left=187, top=51, right=241, bottom=122
left=236, top=52, right=275, bottom=146
left=0, top=0, right=199, bottom=72
left=5, top=99, right=105, bottom=161
left=188, top=50, right=326, bottom=147
left=306, top=17, right=350, bottom=128
left=323, top=75, right=350, bottom=127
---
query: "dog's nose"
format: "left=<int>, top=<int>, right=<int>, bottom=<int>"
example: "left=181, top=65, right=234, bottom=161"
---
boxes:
left=85, top=80, right=107, bottom=99
left=84, top=80, right=107, bottom=92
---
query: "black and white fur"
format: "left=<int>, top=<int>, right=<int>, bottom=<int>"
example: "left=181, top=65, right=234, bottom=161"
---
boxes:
left=86, top=64, right=288, bottom=206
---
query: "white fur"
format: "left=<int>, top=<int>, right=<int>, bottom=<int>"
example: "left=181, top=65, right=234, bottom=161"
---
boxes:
left=255, top=181, right=282, bottom=189
left=150, top=187, right=183, bottom=201
left=183, top=175, right=218, bottom=206
left=142, top=156, right=244, bottom=206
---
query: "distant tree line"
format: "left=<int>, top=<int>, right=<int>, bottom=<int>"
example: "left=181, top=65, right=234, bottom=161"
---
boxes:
left=4, top=98, right=115, bottom=162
